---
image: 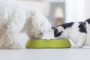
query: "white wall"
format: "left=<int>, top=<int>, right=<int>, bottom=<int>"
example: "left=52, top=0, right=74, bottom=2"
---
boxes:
left=84, top=0, right=90, bottom=19
left=18, top=0, right=50, bottom=16
left=65, top=0, right=85, bottom=22
left=18, top=0, right=89, bottom=22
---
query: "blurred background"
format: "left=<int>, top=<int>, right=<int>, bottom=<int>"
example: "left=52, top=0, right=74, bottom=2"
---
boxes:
left=18, top=0, right=65, bottom=26
left=17, top=0, right=90, bottom=25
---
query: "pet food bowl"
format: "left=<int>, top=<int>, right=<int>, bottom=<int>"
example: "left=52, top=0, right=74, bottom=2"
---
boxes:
left=26, top=39, right=71, bottom=48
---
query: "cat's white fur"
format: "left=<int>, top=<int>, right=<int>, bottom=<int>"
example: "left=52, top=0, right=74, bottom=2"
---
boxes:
left=85, top=22, right=90, bottom=46
left=54, top=22, right=87, bottom=48
left=69, top=23, right=86, bottom=48
left=0, top=0, right=54, bottom=49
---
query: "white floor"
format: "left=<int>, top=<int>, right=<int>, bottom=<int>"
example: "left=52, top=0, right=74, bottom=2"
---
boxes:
left=0, top=48, right=90, bottom=60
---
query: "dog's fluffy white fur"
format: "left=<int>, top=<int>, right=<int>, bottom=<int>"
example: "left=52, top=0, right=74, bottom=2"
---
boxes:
left=23, top=10, right=54, bottom=40
left=0, top=0, right=54, bottom=49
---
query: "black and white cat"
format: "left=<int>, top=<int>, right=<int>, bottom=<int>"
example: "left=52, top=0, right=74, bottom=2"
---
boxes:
left=52, top=18, right=90, bottom=48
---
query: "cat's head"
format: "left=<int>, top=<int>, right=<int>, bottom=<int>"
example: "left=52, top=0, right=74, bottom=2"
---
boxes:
left=52, top=22, right=74, bottom=39
left=52, top=26, right=66, bottom=39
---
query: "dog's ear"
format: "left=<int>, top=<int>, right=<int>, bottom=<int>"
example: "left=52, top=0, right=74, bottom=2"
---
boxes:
left=51, top=27, right=58, bottom=31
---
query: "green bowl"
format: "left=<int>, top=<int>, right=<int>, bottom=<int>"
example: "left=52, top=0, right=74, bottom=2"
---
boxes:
left=26, top=39, right=71, bottom=48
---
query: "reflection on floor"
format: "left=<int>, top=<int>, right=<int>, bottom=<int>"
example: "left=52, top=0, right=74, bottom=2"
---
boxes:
left=0, top=48, right=90, bottom=60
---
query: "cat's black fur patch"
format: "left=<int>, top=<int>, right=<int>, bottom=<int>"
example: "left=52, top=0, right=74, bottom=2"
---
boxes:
left=85, top=18, right=90, bottom=24
left=54, top=30, right=63, bottom=37
left=60, top=22, right=74, bottom=29
left=78, top=22, right=87, bottom=33
left=52, top=27, right=63, bottom=37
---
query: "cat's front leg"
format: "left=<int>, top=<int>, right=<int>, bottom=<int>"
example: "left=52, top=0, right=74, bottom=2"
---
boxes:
left=71, top=33, right=86, bottom=48
left=70, top=40, right=84, bottom=48
left=68, top=39, right=78, bottom=48
left=76, top=34, right=86, bottom=48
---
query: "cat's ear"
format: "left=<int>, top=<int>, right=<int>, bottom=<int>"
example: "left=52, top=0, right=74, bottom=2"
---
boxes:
left=52, top=27, right=58, bottom=31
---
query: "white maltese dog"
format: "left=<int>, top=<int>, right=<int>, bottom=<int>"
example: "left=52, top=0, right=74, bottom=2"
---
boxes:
left=0, top=0, right=54, bottom=49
